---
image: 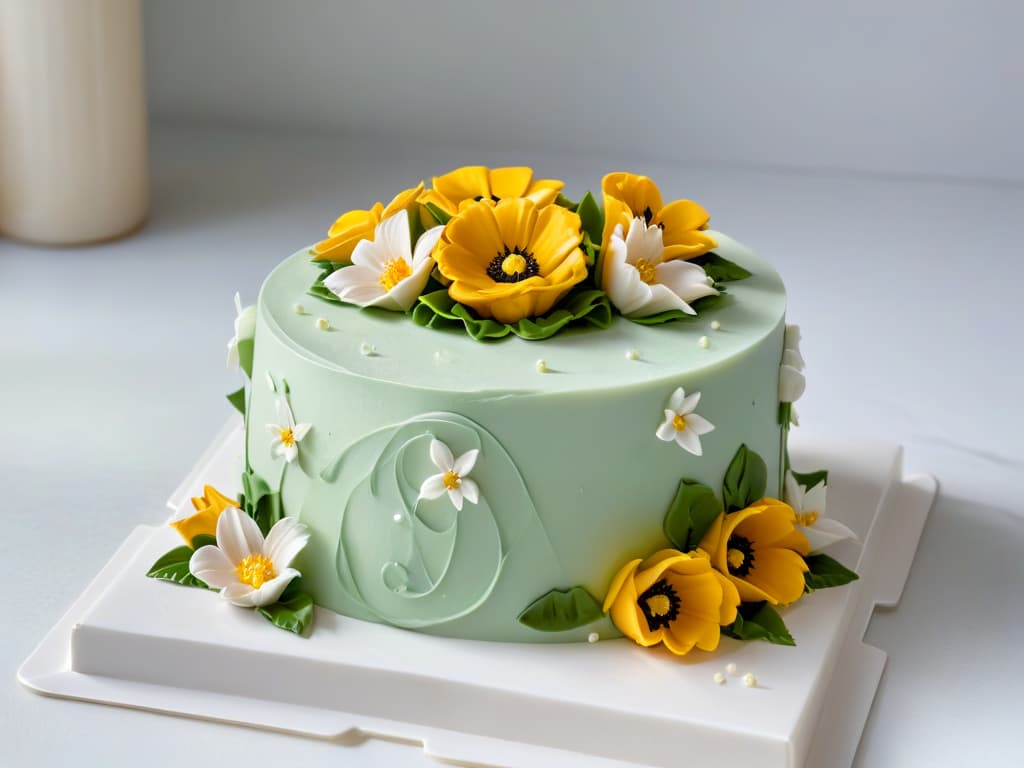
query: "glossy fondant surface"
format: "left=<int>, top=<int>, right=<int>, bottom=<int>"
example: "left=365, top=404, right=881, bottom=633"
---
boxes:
left=247, top=232, right=788, bottom=641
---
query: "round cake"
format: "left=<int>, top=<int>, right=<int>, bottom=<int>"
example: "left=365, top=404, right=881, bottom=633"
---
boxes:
left=246, top=230, right=787, bottom=641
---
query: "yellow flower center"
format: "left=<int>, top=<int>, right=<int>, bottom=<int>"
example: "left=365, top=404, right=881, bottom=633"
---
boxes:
left=635, top=258, right=657, bottom=284
left=673, top=414, right=687, bottom=431
left=279, top=427, right=295, bottom=447
left=379, top=258, right=412, bottom=291
left=637, top=579, right=681, bottom=631
left=796, top=511, right=819, bottom=526
left=727, top=548, right=746, bottom=571
left=501, top=253, right=528, bottom=276
left=646, top=594, right=673, bottom=617
left=236, top=553, right=276, bottom=589
left=443, top=470, right=461, bottom=490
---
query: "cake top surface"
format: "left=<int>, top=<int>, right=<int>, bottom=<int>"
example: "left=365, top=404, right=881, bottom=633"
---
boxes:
left=258, top=230, right=786, bottom=394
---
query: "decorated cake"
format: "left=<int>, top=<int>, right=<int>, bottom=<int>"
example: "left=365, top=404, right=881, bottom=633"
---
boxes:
left=150, top=167, right=857, bottom=655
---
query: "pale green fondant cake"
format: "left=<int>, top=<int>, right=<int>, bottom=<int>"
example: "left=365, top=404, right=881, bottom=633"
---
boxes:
left=245, top=231, right=786, bottom=642
left=156, top=167, right=856, bottom=655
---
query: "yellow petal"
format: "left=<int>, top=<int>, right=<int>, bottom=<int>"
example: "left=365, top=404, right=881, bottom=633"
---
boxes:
left=433, top=165, right=492, bottom=206
left=417, top=187, right=457, bottom=219
left=601, top=171, right=664, bottom=221
left=491, top=198, right=538, bottom=254
left=713, top=571, right=741, bottom=625
left=747, top=548, right=809, bottom=605
left=523, top=178, right=565, bottom=208
left=488, top=167, right=534, bottom=199
left=170, top=485, right=238, bottom=545
left=697, top=513, right=727, bottom=572
left=656, top=199, right=717, bottom=260
left=633, top=549, right=695, bottom=595
left=669, top=571, right=724, bottom=626
left=528, top=204, right=582, bottom=274
left=603, top=558, right=643, bottom=612
left=728, top=571, right=777, bottom=604
left=382, top=183, right=425, bottom=218
left=736, top=501, right=798, bottom=548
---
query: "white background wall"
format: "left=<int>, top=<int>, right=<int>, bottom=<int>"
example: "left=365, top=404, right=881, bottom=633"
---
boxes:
left=144, top=0, right=1023, bottom=182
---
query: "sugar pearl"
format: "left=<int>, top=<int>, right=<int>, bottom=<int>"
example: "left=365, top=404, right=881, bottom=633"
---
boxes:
left=625, top=349, right=640, bottom=361
left=710, top=320, right=722, bottom=331
left=536, top=359, right=549, bottom=373
left=587, top=632, right=599, bottom=644
left=316, top=317, right=330, bottom=331
left=293, top=303, right=305, bottom=315
left=360, top=342, right=376, bottom=356
left=743, top=672, right=757, bottom=688
left=713, top=672, right=726, bottom=685
left=392, top=513, right=402, bottom=523
left=698, top=335, right=711, bottom=349
left=725, top=662, right=738, bottom=675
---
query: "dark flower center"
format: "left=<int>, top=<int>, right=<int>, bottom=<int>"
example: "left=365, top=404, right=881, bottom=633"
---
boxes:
left=474, top=194, right=501, bottom=203
left=486, top=244, right=540, bottom=283
left=726, top=535, right=756, bottom=577
left=642, top=205, right=654, bottom=225
left=637, top=578, right=681, bottom=631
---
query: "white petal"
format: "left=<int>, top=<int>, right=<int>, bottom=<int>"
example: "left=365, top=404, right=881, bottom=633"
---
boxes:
left=790, top=406, right=800, bottom=426
left=189, top=545, right=238, bottom=589
left=784, top=324, right=802, bottom=352
left=234, top=291, right=243, bottom=315
left=272, top=441, right=287, bottom=458
left=804, top=482, right=828, bottom=516
left=448, top=487, right=464, bottom=511
left=679, top=391, right=701, bottom=414
left=372, top=252, right=434, bottom=312
left=221, top=582, right=257, bottom=605
left=412, top=225, right=445, bottom=267
left=684, top=412, right=715, bottom=436
left=236, top=304, right=256, bottom=339
left=419, top=473, right=448, bottom=500
left=429, top=439, right=454, bottom=472
left=263, top=517, right=310, bottom=572
left=459, top=478, right=480, bottom=506
left=783, top=471, right=804, bottom=510
left=284, top=442, right=299, bottom=463
left=675, top=428, right=703, bottom=456
left=216, top=507, right=265, bottom=565
left=323, top=264, right=387, bottom=305
left=452, top=448, right=479, bottom=477
left=604, top=230, right=650, bottom=316
left=654, top=260, right=719, bottom=304
left=656, top=417, right=678, bottom=442
left=813, top=518, right=858, bottom=543
left=802, top=521, right=857, bottom=552
left=275, top=394, right=296, bottom=428
left=782, top=348, right=805, bottom=371
left=667, top=387, right=687, bottom=413
left=291, top=423, right=312, bottom=442
left=630, top=282, right=694, bottom=317
left=226, top=337, right=239, bottom=368
left=267, top=424, right=283, bottom=438
left=779, top=364, right=807, bottom=403
left=376, top=209, right=413, bottom=259
left=242, top=569, right=302, bottom=607
left=622, top=217, right=665, bottom=266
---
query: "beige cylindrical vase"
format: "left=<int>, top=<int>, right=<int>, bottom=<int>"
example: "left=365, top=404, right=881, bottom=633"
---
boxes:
left=0, top=0, right=149, bottom=245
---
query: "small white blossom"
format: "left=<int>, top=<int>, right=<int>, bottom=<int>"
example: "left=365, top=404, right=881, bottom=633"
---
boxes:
left=266, top=394, right=311, bottom=463
left=656, top=387, right=715, bottom=456
left=784, top=470, right=857, bottom=551
left=778, top=324, right=806, bottom=403
left=226, top=292, right=256, bottom=369
left=418, top=438, right=480, bottom=511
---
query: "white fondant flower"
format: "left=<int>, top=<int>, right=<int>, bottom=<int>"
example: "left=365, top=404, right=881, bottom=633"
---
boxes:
left=266, top=394, right=311, bottom=463
left=604, top=219, right=718, bottom=317
left=418, top=438, right=480, bottom=511
left=226, top=292, right=256, bottom=369
left=656, top=387, right=715, bottom=456
left=190, top=507, right=309, bottom=607
left=778, top=323, right=806, bottom=403
left=322, top=209, right=444, bottom=312
left=783, top=470, right=857, bottom=552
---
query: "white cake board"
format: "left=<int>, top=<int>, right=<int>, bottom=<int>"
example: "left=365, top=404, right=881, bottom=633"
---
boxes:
left=18, top=423, right=934, bottom=768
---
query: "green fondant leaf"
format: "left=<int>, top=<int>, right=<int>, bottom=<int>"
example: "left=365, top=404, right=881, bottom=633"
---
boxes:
left=626, top=293, right=730, bottom=325
left=412, top=288, right=612, bottom=342
left=778, top=401, right=792, bottom=426
left=517, top=586, right=603, bottom=632
left=424, top=202, right=451, bottom=226
left=308, top=274, right=344, bottom=305
left=258, top=578, right=314, bottom=636
left=722, top=444, right=768, bottom=512
left=146, top=546, right=208, bottom=589
left=190, top=534, right=217, bottom=550
left=240, top=469, right=281, bottom=536
left=804, top=553, right=859, bottom=591
left=693, top=252, right=752, bottom=282
left=226, top=386, right=246, bottom=416
left=791, top=468, right=829, bottom=491
left=575, top=191, right=604, bottom=245
left=722, top=602, right=795, bottom=646
left=236, top=337, right=255, bottom=379
left=663, top=479, right=723, bottom=551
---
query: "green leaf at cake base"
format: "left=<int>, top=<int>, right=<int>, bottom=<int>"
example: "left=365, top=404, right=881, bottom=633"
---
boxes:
left=722, top=601, right=795, bottom=646
left=692, top=252, right=752, bottom=283
left=663, top=479, right=722, bottom=552
left=412, top=288, right=612, bottom=341
left=722, top=444, right=768, bottom=512
left=147, top=546, right=208, bottom=589
left=258, top=578, right=314, bottom=636
left=517, top=586, right=604, bottom=632
left=626, top=293, right=730, bottom=325
left=804, top=553, right=859, bottom=591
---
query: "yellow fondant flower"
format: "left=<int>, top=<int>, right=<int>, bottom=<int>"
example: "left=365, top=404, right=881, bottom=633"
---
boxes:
left=603, top=549, right=740, bottom=656
left=601, top=172, right=717, bottom=263
left=699, top=499, right=811, bottom=606
left=170, top=484, right=239, bottom=545
left=434, top=197, right=589, bottom=324
left=313, top=183, right=425, bottom=262
left=419, top=166, right=563, bottom=219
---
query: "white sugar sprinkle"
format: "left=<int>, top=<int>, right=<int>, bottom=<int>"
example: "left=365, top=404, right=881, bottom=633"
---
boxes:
left=360, top=342, right=376, bottom=356
left=743, top=672, right=757, bottom=688
left=725, top=662, right=738, bottom=675
left=316, top=317, right=330, bottom=331
left=698, top=335, right=711, bottom=349
left=536, top=359, right=549, bottom=373
left=713, top=672, right=726, bottom=685
left=625, top=349, right=640, bottom=361
left=392, top=513, right=402, bottom=523
left=293, top=303, right=306, bottom=315
left=587, top=632, right=599, bottom=644
left=710, top=320, right=722, bottom=331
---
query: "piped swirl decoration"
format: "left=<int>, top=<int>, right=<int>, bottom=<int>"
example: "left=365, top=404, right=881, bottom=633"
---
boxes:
left=308, top=166, right=754, bottom=339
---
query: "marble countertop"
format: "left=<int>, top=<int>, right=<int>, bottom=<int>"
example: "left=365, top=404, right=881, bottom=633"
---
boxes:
left=2, top=122, right=1021, bottom=767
